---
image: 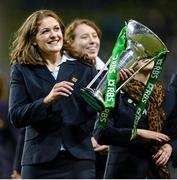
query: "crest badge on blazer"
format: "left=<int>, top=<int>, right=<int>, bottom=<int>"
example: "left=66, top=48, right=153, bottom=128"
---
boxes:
left=71, top=77, right=78, bottom=83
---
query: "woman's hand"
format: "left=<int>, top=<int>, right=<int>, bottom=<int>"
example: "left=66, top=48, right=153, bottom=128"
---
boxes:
left=11, top=170, right=22, bottom=179
left=119, top=68, right=134, bottom=83
left=152, top=143, right=172, bottom=166
left=43, top=81, right=74, bottom=107
left=137, top=129, right=170, bottom=142
left=91, top=137, right=109, bottom=152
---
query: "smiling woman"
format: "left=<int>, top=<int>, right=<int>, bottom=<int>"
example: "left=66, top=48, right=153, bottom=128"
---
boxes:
left=34, top=16, right=63, bottom=58
left=68, top=23, right=100, bottom=59
left=65, top=19, right=102, bottom=67
left=10, top=9, right=65, bottom=66
left=9, top=9, right=100, bottom=179
left=33, top=16, right=64, bottom=71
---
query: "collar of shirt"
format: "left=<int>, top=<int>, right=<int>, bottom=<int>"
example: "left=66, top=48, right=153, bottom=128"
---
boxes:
left=95, top=56, right=108, bottom=71
left=48, top=54, right=76, bottom=80
left=60, top=54, right=76, bottom=64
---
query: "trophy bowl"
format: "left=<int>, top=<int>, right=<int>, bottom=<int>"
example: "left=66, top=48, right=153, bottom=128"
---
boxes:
left=127, top=19, right=168, bottom=55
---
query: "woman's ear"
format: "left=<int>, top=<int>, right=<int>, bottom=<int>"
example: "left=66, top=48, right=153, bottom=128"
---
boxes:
left=32, top=42, right=37, bottom=46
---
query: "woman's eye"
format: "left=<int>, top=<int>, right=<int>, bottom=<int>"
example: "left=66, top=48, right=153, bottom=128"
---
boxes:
left=81, top=36, right=88, bottom=39
left=54, top=27, right=60, bottom=31
left=92, top=33, right=98, bottom=38
left=41, top=29, right=48, bottom=34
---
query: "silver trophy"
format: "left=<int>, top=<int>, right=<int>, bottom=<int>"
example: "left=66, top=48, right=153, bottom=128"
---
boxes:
left=81, top=20, right=168, bottom=112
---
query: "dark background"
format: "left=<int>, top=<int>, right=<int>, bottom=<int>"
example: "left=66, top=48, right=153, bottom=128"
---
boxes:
left=1, top=0, right=177, bottom=99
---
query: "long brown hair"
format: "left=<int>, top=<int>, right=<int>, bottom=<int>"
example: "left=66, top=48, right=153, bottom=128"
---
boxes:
left=10, top=9, right=65, bottom=65
left=64, top=19, right=101, bottom=67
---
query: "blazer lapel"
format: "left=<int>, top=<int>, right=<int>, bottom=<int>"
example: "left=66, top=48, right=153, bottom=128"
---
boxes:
left=56, top=61, right=76, bottom=82
left=32, top=60, right=77, bottom=84
left=33, top=65, right=56, bottom=84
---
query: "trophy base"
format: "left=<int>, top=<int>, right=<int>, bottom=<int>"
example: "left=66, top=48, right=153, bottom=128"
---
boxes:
left=80, top=88, right=105, bottom=112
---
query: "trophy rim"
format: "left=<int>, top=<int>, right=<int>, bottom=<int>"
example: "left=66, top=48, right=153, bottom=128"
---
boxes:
left=127, top=19, right=169, bottom=52
left=80, top=88, right=105, bottom=112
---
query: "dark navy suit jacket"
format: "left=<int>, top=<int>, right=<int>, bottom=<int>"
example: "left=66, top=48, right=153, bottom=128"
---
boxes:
left=9, top=59, right=98, bottom=165
left=94, top=89, right=177, bottom=178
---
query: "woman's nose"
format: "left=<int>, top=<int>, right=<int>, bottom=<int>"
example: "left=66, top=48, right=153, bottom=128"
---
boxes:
left=50, top=30, right=58, bottom=38
left=89, top=36, right=95, bottom=43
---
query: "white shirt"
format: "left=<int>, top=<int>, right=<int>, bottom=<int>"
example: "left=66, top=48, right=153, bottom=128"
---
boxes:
left=47, top=54, right=76, bottom=79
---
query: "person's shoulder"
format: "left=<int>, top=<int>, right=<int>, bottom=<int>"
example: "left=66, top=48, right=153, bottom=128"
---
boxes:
left=75, top=60, right=90, bottom=67
left=10, top=63, right=25, bottom=73
left=11, top=63, right=29, bottom=69
left=11, top=63, right=42, bottom=69
left=74, top=60, right=96, bottom=71
left=10, top=63, right=43, bottom=76
left=63, top=53, right=96, bottom=70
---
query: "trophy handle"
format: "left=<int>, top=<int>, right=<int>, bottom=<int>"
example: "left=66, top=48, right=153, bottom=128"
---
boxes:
left=116, top=56, right=156, bottom=93
left=86, top=57, right=110, bottom=88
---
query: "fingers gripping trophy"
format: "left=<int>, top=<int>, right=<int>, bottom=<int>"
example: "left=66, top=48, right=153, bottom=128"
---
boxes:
left=81, top=20, right=169, bottom=132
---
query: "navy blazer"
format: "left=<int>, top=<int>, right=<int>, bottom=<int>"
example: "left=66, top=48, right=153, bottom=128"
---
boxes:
left=94, top=89, right=177, bottom=178
left=9, top=59, right=99, bottom=165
